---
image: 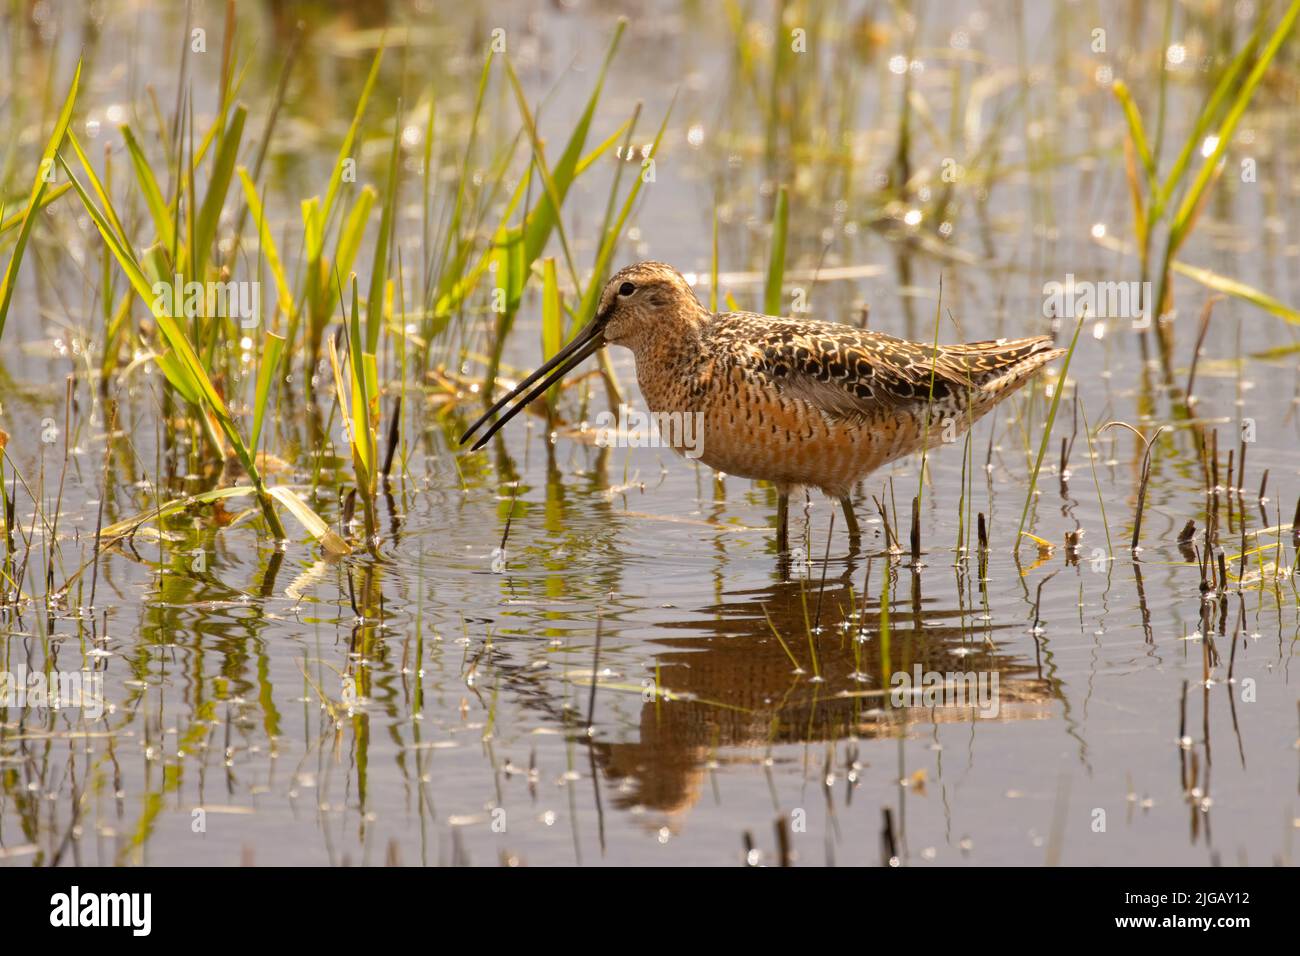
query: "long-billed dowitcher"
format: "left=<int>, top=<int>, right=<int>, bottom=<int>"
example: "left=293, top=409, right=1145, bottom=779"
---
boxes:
left=461, top=261, right=1064, bottom=550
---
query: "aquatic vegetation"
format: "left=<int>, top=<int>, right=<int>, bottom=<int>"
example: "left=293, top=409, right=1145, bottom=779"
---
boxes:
left=1112, top=0, right=1300, bottom=375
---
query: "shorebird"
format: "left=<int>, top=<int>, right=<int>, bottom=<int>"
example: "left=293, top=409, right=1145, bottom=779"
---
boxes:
left=461, top=261, right=1064, bottom=551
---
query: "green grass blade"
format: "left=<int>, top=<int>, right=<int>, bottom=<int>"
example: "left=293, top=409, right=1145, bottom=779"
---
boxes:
left=764, top=184, right=788, bottom=315
left=120, top=123, right=176, bottom=251
left=0, top=183, right=71, bottom=236
left=711, top=205, right=719, bottom=313
left=1154, top=27, right=1260, bottom=218
left=519, top=18, right=625, bottom=275
left=237, top=167, right=293, bottom=316
left=321, top=44, right=384, bottom=247
left=0, top=179, right=50, bottom=344
left=267, top=486, right=351, bottom=556
left=193, top=104, right=247, bottom=278
left=347, top=275, right=374, bottom=479
left=541, top=257, right=562, bottom=414
left=575, top=118, right=633, bottom=178
left=503, top=58, right=583, bottom=298
left=57, top=156, right=152, bottom=304
left=1111, top=80, right=1156, bottom=189
left=574, top=95, right=675, bottom=325
left=59, top=153, right=251, bottom=472
left=330, top=187, right=377, bottom=314
left=0, top=59, right=80, bottom=342
left=153, top=347, right=204, bottom=406
left=1078, top=398, right=1112, bottom=557
left=66, top=130, right=132, bottom=249
left=432, top=169, right=527, bottom=320
left=301, top=196, right=322, bottom=261
left=252, top=331, right=285, bottom=452
left=1170, top=0, right=1300, bottom=251
left=1171, top=257, right=1300, bottom=325
left=365, top=112, right=401, bottom=354
left=337, top=189, right=378, bottom=277
left=433, top=50, right=495, bottom=308
left=1015, top=313, right=1085, bottom=550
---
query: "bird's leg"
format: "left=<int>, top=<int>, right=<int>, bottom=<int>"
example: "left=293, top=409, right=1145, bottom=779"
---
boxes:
left=776, top=489, right=790, bottom=553
left=839, top=495, right=861, bottom=543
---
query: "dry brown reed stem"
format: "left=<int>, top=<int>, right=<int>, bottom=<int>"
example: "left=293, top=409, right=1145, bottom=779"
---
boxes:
left=1183, top=295, right=1223, bottom=404
left=1099, top=421, right=1168, bottom=552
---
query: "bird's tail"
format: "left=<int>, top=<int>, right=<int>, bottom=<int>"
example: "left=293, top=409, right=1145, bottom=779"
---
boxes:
left=943, top=335, right=1064, bottom=398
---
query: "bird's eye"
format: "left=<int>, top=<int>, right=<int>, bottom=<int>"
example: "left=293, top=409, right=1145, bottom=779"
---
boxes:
left=618, top=281, right=636, bottom=296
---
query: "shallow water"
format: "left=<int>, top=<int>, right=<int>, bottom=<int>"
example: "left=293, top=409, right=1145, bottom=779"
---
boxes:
left=1, top=1, right=1297, bottom=866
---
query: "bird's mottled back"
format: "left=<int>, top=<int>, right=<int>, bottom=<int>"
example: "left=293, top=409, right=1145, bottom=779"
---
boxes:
left=692, top=310, right=1062, bottom=421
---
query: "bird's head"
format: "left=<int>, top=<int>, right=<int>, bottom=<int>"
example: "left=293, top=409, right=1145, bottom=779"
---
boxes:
left=594, top=261, right=706, bottom=349
left=459, top=261, right=707, bottom=450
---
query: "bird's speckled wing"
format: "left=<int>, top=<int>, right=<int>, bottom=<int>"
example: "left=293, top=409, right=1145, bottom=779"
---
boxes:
left=709, top=313, right=1057, bottom=423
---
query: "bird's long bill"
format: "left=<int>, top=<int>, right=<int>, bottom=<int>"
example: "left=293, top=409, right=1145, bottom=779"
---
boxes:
left=459, top=315, right=607, bottom=451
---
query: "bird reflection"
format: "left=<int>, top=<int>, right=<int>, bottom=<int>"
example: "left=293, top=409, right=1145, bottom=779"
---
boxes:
left=588, top=569, right=1057, bottom=817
